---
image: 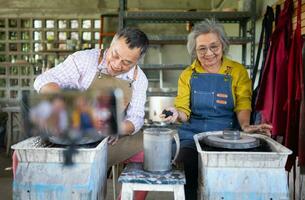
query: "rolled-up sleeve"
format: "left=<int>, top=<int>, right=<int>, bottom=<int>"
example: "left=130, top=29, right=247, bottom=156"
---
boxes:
left=33, top=54, right=83, bottom=92
left=125, top=70, right=148, bottom=134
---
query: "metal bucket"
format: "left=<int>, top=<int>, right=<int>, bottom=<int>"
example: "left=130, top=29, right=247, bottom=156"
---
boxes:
left=147, top=96, right=175, bottom=122
left=143, top=128, right=180, bottom=173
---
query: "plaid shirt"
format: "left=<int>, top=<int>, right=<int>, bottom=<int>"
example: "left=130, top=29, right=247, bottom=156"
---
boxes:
left=34, top=49, right=148, bottom=134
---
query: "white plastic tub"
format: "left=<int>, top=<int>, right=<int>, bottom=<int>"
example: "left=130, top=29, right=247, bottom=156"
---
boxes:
left=194, top=131, right=292, bottom=200
left=12, top=136, right=108, bottom=200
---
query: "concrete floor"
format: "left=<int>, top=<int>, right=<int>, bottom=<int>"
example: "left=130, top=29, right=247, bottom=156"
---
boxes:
left=0, top=147, right=173, bottom=200
left=0, top=147, right=13, bottom=200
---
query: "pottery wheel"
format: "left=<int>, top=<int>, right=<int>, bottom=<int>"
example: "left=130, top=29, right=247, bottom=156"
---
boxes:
left=202, top=132, right=260, bottom=149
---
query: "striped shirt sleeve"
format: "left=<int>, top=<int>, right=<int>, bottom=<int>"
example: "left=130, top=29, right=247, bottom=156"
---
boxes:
left=33, top=49, right=99, bottom=92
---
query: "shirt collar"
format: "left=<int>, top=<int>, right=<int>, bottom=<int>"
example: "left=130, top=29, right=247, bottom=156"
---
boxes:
left=98, top=48, right=136, bottom=80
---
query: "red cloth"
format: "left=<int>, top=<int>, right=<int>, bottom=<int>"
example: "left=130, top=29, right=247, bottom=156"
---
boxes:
left=124, top=151, right=144, bottom=163
left=255, top=0, right=293, bottom=137
left=299, top=37, right=305, bottom=168
left=12, top=151, right=18, bottom=178
left=285, top=0, right=303, bottom=171
left=117, top=191, right=148, bottom=200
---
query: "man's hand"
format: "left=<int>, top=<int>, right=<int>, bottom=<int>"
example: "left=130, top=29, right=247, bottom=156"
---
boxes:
left=107, top=135, right=119, bottom=145
left=39, top=83, right=61, bottom=94
left=121, top=120, right=135, bottom=136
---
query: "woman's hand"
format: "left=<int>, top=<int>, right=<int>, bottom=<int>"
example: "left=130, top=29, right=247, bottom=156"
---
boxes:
left=242, top=123, right=273, bottom=136
left=159, top=107, right=179, bottom=123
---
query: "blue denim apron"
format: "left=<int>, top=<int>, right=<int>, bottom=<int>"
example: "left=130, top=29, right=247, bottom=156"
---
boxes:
left=178, top=69, right=235, bottom=148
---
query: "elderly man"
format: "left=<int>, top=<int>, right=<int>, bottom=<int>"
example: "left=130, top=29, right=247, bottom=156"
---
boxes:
left=33, top=26, right=149, bottom=159
left=13, top=28, right=149, bottom=199
left=34, top=27, right=149, bottom=138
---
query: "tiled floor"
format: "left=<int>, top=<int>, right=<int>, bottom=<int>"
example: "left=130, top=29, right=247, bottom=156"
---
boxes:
left=0, top=147, right=173, bottom=200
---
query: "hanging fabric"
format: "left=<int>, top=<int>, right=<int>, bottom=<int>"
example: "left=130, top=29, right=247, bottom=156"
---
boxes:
left=285, top=0, right=303, bottom=171
left=299, top=39, right=305, bottom=171
left=275, top=4, right=281, bottom=26
left=255, top=0, right=293, bottom=137
left=251, top=6, right=274, bottom=90
left=251, top=6, right=275, bottom=124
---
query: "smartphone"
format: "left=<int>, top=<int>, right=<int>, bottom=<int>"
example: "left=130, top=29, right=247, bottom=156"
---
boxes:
left=21, top=89, right=124, bottom=145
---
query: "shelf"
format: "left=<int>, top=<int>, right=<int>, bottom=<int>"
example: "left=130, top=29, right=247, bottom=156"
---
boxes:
left=148, top=35, right=187, bottom=44
left=123, top=11, right=252, bottom=23
left=147, top=91, right=177, bottom=97
left=0, top=28, right=100, bottom=31
left=146, top=35, right=253, bottom=45
left=100, top=32, right=116, bottom=37
left=139, top=64, right=187, bottom=70
left=101, top=13, right=118, bottom=17
left=0, top=50, right=75, bottom=55
left=147, top=78, right=161, bottom=82
left=146, top=87, right=177, bottom=97
left=118, top=0, right=256, bottom=77
left=0, top=61, right=31, bottom=66
left=0, top=51, right=72, bottom=55
left=229, top=37, right=253, bottom=45
left=140, top=64, right=252, bottom=70
left=39, top=49, right=75, bottom=54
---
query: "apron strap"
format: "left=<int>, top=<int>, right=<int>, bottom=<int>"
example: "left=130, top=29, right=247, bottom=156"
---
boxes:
left=98, top=49, right=104, bottom=65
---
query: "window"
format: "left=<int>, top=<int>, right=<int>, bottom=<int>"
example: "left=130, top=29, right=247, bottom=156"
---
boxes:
left=0, top=17, right=100, bottom=102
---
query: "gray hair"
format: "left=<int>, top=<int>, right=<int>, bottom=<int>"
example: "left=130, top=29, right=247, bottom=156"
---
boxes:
left=187, top=19, right=229, bottom=60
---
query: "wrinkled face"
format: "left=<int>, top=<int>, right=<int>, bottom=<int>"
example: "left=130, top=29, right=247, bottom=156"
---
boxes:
left=195, top=33, right=223, bottom=69
left=106, top=37, right=141, bottom=76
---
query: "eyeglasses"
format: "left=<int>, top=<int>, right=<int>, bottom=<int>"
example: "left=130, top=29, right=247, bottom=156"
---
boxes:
left=110, top=49, right=134, bottom=69
left=196, top=43, right=222, bottom=55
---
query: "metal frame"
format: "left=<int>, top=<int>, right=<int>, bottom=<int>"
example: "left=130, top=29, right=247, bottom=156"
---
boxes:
left=99, top=13, right=117, bottom=49
left=123, top=11, right=251, bottom=22
left=118, top=0, right=256, bottom=70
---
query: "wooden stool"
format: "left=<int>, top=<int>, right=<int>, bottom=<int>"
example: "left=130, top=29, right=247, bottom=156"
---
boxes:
left=118, top=163, right=185, bottom=200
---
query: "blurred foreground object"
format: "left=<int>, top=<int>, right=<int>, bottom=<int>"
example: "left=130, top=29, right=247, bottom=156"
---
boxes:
left=22, top=89, right=123, bottom=165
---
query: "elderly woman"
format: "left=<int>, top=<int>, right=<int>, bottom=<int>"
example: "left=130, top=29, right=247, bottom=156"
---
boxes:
left=162, top=19, right=272, bottom=199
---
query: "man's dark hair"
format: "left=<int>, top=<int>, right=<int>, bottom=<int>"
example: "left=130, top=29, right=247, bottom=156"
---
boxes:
left=116, top=27, right=149, bottom=57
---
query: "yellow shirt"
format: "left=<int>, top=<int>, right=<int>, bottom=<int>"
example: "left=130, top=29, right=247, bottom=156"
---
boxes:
left=174, top=57, right=252, bottom=118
